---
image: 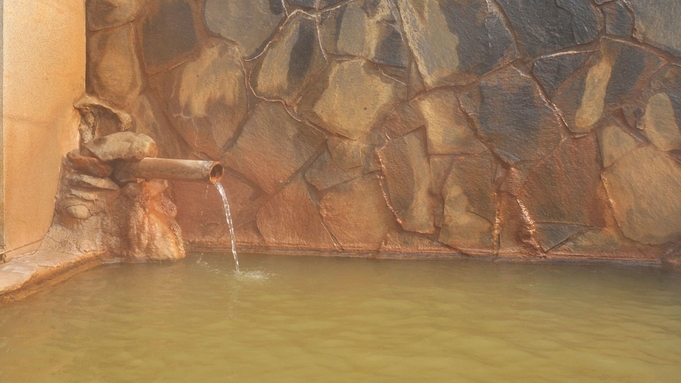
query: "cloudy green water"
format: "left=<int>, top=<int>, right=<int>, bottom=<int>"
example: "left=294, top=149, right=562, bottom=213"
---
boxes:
left=1, top=253, right=680, bottom=382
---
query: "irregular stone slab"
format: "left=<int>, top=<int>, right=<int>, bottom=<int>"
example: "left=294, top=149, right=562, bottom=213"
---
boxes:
left=602, top=146, right=681, bottom=245
left=251, top=14, right=327, bottom=105
left=383, top=100, right=425, bottom=139
left=129, top=93, right=190, bottom=159
left=532, top=52, right=592, bottom=98
left=429, top=155, right=454, bottom=195
left=533, top=223, right=589, bottom=252
left=320, top=0, right=408, bottom=68
left=379, top=229, right=451, bottom=255
left=602, top=1, right=634, bottom=38
left=628, top=0, right=681, bottom=57
left=305, top=150, right=363, bottom=191
left=641, top=92, right=681, bottom=151
left=66, top=151, right=114, bottom=178
left=204, top=0, right=286, bottom=58
left=439, top=151, right=497, bottom=252
left=598, top=121, right=639, bottom=168
left=141, top=0, right=199, bottom=73
left=152, top=42, right=248, bottom=159
left=396, top=0, right=517, bottom=87
left=495, top=0, right=600, bottom=58
left=66, top=173, right=120, bottom=191
left=415, top=89, right=487, bottom=155
left=519, top=136, right=606, bottom=228
left=460, top=66, right=562, bottom=165
left=222, top=102, right=326, bottom=195
left=257, top=176, right=336, bottom=249
left=497, top=193, right=536, bottom=256
left=87, top=0, right=144, bottom=31
left=85, top=131, right=158, bottom=162
left=287, top=0, right=344, bottom=9
left=320, top=175, right=395, bottom=251
left=378, top=130, right=434, bottom=234
left=87, top=24, right=143, bottom=107
left=297, top=59, right=406, bottom=140
left=552, top=38, right=665, bottom=133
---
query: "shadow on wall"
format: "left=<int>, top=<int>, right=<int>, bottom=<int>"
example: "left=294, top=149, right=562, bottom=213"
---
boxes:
left=83, top=0, right=681, bottom=265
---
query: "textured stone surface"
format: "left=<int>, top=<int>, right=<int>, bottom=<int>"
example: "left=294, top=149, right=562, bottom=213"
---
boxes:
left=66, top=151, right=114, bottom=178
left=251, top=13, right=327, bottom=104
left=602, top=1, right=633, bottom=38
left=534, top=223, right=589, bottom=252
left=628, top=0, right=681, bottom=57
left=641, top=92, right=681, bottom=151
left=378, top=130, right=434, bottom=233
left=396, top=0, right=517, bottom=87
left=519, top=136, right=605, bottom=229
left=383, top=100, right=425, bottom=139
left=532, top=52, right=592, bottom=99
left=496, top=0, right=600, bottom=58
left=598, top=121, right=639, bottom=168
left=256, top=177, right=336, bottom=249
left=305, top=138, right=367, bottom=191
left=87, top=24, right=143, bottom=107
left=222, top=102, right=325, bottom=195
left=602, top=147, right=681, bottom=245
left=204, top=0, right=286, bottom=58
left=460, top=66, right=562, bottom=165
left=320, top=175, right=395, bottom=251
left=439, top=152, right=497, bottom=252
left=320, top=0, right=408, bottom=67
left=141, top=0, right=199, bottom=72
left=66, top=173, right=120, bottom=191
left=153, top=42, right=248, bottom=159
left=416, top=89, right=486, bottom=155
left=379, top=229, right=450, bottom=255
left=298, top=60, right=405, bottom=140
left=129, top=93, right=190, bottom=159
left=87, top=0, right=143, bottom=31
left=85, top=131, right=159, bottom=162
left=552, top=38, right=665, bottom=133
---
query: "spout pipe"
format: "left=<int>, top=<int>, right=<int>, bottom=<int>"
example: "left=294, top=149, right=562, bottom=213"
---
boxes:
left=115, top=158, right=223, bottom=183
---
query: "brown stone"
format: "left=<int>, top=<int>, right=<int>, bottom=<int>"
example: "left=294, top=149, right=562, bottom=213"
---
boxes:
left=204, top=0, right=286, bottom=58
left=297, top=59, right=406, bottom=140
left=383, top=100, right=425, bottom=139
left=251, top=13, right=327, bottom=105
left=85, top=131, right=158, bottom=162
left=256, top=176, right=336, bottom=249
left=552, top=38, right=665, bottom=133
left=152, top=41, right=248, bottom=159
left=519, top=136, right=606, bottom=229
left=319, top=175, right=395, bottom=251
left=66, top=151, right=114, bottom=178
left=66, top=173, right=120, bottom=191
left=497, top=193, right=537, bottom=256
left=597, top=120, right=639, bottom=168
left=439, top=151, right=497, bottom=252
left=87, top=0, right=144, bottom=31
left=87, top=24, right=143, bottom=107
left=641, top=93, right=681, bottom=151
left=628, top=0, right=681, bottom=57
left=140, top=0, right=199, bottom=73
left=305, top=150, right=364, bottom=192
left=129, top=93, right=190, bottom=159
left=429, top=155, right=454, bottom=195
left=396, top=0, right=517, bottom=88
left=221, top=102, right=326, bottom=195
left=415, top=89, right=487, bottom=155
left=378, top=130, right=434, bottom=233
left=602, top=146, right=681, bottom=245
left=460, top=66, right=562, bottom=165
left=533, top=223, right=590, bottom=252
left=379, top=229, right=450, bottom=255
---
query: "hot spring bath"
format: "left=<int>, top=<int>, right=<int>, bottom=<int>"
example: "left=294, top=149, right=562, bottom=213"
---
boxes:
left=0, top=253, right=680, bottom=382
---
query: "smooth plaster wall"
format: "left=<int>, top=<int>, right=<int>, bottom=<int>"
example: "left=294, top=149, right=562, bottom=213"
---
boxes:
left=2, top=0, right=84, bottom=255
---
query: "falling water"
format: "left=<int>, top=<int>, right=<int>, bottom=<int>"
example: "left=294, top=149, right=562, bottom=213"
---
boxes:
left=214, top=182, right=239, bottom=272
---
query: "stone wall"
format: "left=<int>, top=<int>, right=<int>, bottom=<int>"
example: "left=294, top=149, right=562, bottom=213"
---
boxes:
left=86, top=0, right=681, bottom=264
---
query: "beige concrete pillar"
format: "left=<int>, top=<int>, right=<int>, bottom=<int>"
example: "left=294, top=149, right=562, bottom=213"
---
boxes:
left=1, top=0, right=85, bottom=258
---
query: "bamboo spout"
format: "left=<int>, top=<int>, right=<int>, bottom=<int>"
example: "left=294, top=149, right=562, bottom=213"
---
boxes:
left=114, top=158, right=223, bottom=183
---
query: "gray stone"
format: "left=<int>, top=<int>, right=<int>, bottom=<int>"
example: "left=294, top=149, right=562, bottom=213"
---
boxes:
left=628, top=0, right=681, bottom=57
left=378, top=130, right=434, bottom=234
left=87, top=0, right=144, bottom=31
left=602, top=146, right=681, bottom=245
left=532, top=52, right=592, bottom=99
left=496, top=0, right=600, bottom=58
left=297, top=59, right=406, bottom=140
left=141, top=0, right=199, bottom=73
left=251, top=13, right=327, bottom=105
left=152, top=41, right=248, bottom=159
left=602, top=1, right=634, bottom=38
left=85, top=131, right=159, bottom=162
left=204, top=0, right=286, bottom=58
left=396, top=0, right=517, bottom=88
left=87, top=24, right=143, bottom=107
left=221, top=102, right=326, bottom=195
left=460, top=66, right=562, bottom=165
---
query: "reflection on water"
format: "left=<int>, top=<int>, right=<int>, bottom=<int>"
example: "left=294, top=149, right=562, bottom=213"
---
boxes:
left=0, top=253, right=680, bottom=382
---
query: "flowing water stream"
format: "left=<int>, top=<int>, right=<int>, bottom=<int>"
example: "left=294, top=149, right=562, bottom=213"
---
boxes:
left=214, top=182, right=239, bottom=272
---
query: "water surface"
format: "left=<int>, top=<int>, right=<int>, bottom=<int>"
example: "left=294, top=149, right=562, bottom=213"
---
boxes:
left=1, top=253, right=680, bottom=382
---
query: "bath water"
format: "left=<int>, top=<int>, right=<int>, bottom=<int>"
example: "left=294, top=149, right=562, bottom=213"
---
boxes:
left=0, top=253, right=680, bottom=382
left=214, top=182, right=239, bottom=272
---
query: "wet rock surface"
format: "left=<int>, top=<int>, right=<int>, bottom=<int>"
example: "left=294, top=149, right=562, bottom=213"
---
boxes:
left=141, top=0, right=199, bottom=72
